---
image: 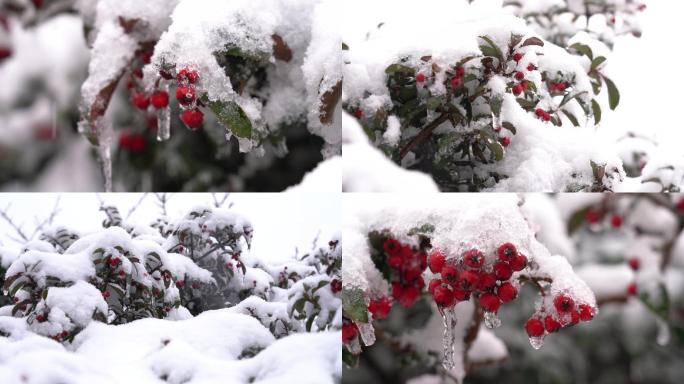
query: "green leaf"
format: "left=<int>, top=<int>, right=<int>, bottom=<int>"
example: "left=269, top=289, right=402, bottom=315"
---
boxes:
left=407, top=223, right=435, bottom=236
left=290, top=297, right=307, bottom=317
left=590, top=160, right=606, bottom=181
left=342, top=347, right=359, bottom=368
left=602, top=75, right=620, bottom=110
left=516, top=98, right=536, bottom=110
left=591, top=56, right=607, bottom=71
left=490, top=96, right=503, bottom=116
left=208, top=100, right=253, bottom=139
left=306, top=314, right=316, bottom=332
left=562, top=109, right=580, bottom=127
left=342, top=287, right=368, bottom=323
left=385, top=64, right=415, bottom=75
left=478, top=36, right=504, bottom=62
left=501, top=121, right=516, bottom=134
left=312, top=280, right=329, bottom=294
left=591, top=99, right=602, bottom=125
left=569, top=43, right=594, bottom=60
left=568, top=207, right=591, bottom=235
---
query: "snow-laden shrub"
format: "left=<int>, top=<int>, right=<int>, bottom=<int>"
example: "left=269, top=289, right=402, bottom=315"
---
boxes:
left=342, top=194, right=598, bottom=383
left=343, top=0, right=643, bottom=192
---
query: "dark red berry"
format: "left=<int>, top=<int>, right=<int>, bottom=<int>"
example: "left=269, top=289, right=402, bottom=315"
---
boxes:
left=521, top=81, right=529, bottom=91
left=180, top=108, right=204, bottom=130
left=387, top=255, right=402, bottom=269
left=585, top=208, right=602, bottom=224
left=497, top=282, right=517, bottom=303
left=553, top=294, right=575, bottom=313
left=525, top=318, right=545, bottom=337
left=579, top=304, right=595, bottom=321
left=459, top=270, right=479, bottom=290
left=441, top=265, right=459, bottom=284
left=513, top=52, right=523, bottom=62
left=500, top=137, right=511, bottom=147
left=515, top=71, right=524, bottom=80
left=497, top=243, right=517, bottom=262
left=354, top=109, right=364, bottom=119
left=611, top=214, right=623, bottom=228
left=429, top=250, right=446, bottom=274
left=150, top=91, right=169, bottom=109
left=493, top=262, right=513, bottom=281
left=432, top=285, right=455, bottom=307
left=36, top=314, right=45, bottom=323
left=399, top=285, right=419, bottom=308
left=544, top=315, right=561, bottom=333
left=177, top=68, right=200, bottom=84
left=176, top=280, right=185, bottom=289
left=463, top=249, right=485, bottom=269
left=477, top=272, right=497, bottom=291
left=452, top=286, right=468, bottom=301
left=416, top=73, right=426, bottom=82
left=383, top=239, right=401, bottom=256
left=628, top=258, right=640, bottom=271
left=331, top=279, right=342, bottom=294
left=176, top=85, right=196, bottom=106
left=455, top=66, right=466, bottom=77
left=131, top=93, right=150, bottom=110
left=512, top=83, right=523, bottom=96
left=627, top=282, right=638, bottom=296
left=527, top=63, right=535, bottom=71
left=450, top=76, right=461, bottom=88
left=368, top=297, right=392, bottom=320
left=102, top=291, right=110, bottom=299
left=342, top=322, right=358, bottom=343
left=510, top=254, right=528, bottom=272
left=479, top=292, right=501, bottom=312
left=569, top=309, right=580, bottom=325
left=428, top=279, right=442, bottom=295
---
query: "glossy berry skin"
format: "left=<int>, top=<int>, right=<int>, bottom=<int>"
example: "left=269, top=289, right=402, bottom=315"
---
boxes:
left=429, top=250, right=446, bottom=274
left=354, top=109, right=364, bottom=119
left=515, top=71, right=524, bottom=80
left=611, top=214, right=623, bottom=228
left=455, top=66, right=466, bottom=77
left=131, top=93, right=150, bottom=110
left=433, top=285, right=455, bottom=307
left=512, top=83, right=523, bottom=96
left=36, top=314, right=45, bottom=323
left=102, top=291, right=110, bottom=299
left=527, top=63, right=536, bottom=71
left=463, top=249, right=485, bottom=269
left=628, top=258, right=640, bottom=271
left=342, top=322, right=358, bottom=343
left=579, top=304, right=595, bottom=321
left=553, top=294, right=575, bottom=313
left=150, top=91, right=169, bottom=109
left=177, top=68, right=200, bottom=84
left=459, top=270, right=479, bottom=290
left=513, top=52, right=523, bottom=62
left=569, top=310, right=580, bottom=325
left=384, top=239, right=401, bottom=256
left=441, top=265, right=459, bottom=284
left=387, top=255, right=402, bottom=268
left=368, top=297, right=392, bottom=320
left=544, top=315, right=561, bottom=333
left=176, top=85, right=197, bottom=106
left=497, top=282, right=517, bottom=303
left=627, top=282, right=638, bottom=296
left=497, top=243, right=517, bottom=262
left=525, top=318, right=545, bottom=337
left=181, top=108, right=204, bottom=130
left=428, top=279, right=442, bottom=295
left=398, top=285, right=419, bottom=308
left=493, top=261, right=513, bottom=281
left=477, top=272, right=497, bottom=291
left=509, top=254, right=528, bottom=271
left=416, top=73, right=426, bottom=82
left=500, top=137, right=511, bottom=147
left=450, top=76, right=461, bottom=88
left=479, top=292, right=501, bottom=312
left=585, top=208, right=602, bottom=224
left=176, top=280, right=185, bottom=289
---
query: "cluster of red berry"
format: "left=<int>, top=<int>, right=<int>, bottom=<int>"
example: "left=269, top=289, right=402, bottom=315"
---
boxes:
left=118, top=130, right=147, bottom=152
left=524, top=292, right=596, bottom=338
left=384, top=238, right=427, bottom=308
left=585, top=207, right=623, bottom=228
left=343, top=319, right=358, bottom=344
left=427, top=243, right=527, bottom=314
left=331, top=278, right=342, bottom=294
left=626, top=256, right=639, bottom=296
left=167, top=67, right=205, bottom=130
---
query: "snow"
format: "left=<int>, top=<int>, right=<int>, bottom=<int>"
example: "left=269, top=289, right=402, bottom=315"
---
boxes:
left=285, top=156, right=342, bottom=193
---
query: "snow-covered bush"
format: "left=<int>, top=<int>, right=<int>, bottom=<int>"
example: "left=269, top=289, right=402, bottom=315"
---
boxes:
left=342, top=194, right=597, bottom=382
left=0, top=0, right=341, bottom=192
left=342, top=0, right=646, bottom=192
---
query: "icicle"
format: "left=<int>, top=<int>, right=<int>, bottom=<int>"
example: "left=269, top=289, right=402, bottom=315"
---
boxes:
left=355, top=321, right=376, bottom=346
left=528, top=335, right=545, bottom=350
left=656, top=318, right=670, bottom=346
left=440, top=306, right=457, bottom=370
left=347, top=336, right=362, bottom=355
left=157, top=82, right=171, bottom=142
left=483, top=311, right=501, bottom=329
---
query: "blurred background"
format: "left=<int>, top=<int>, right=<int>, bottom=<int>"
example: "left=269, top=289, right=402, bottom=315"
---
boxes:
left=343, top=194, right=684, bottom=384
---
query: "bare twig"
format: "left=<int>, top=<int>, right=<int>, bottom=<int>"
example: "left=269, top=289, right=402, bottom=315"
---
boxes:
left=154, top=193, right=171, bottom=216
left=32, top=196, right=61, bottom=237
left=125, top=193, right=149, bottom=220
left=211, top=193, right=230, bottom=208
left=0, top=204, right=29, bottom=242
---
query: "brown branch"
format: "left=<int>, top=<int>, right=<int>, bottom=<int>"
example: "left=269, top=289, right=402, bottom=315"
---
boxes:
left=399, top=113, right=450, bottom=159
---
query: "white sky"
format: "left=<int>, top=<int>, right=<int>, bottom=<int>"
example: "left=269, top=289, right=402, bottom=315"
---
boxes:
left=0, top=193, right=340, bottom=263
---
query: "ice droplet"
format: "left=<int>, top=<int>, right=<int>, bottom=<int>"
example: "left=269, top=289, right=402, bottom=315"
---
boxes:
left=347, top=336, right=362, bottom=354
left=656, top=318, right=670, bottom=346
left=356, top=321, right=376, bottom=346
left=440, top=306, right=457, bottom=370
left=97, top=120, right=113, bottom=192
left=483, top=311, right=501, bottom=329
left=529, top=335, right=545, bottom=350
left=157, top=82, right=171, bottom=142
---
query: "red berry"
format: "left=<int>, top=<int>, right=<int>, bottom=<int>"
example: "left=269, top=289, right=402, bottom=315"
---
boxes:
left=177, top=68, right=200, bottom=84
left=383, top=239, right=401, bottom=256
left=585, top=208, right=602, bottom=224
left=368, top=297, right=392, bottom=320
left=611, top=214, right=623, bottom=228
left=544, top=315, right=561, bottom=333
left=342, top=322, right=358, bottom=343
left=510, top=254, right=528, bottom=272
left=628, top=258, right=640, bottom=271
left=180, top=108, right=204, bottom=130
left=579, top=304, right=595, bottom=321
left=118, top=270, right=125, bottom=278
left=676, top=199, right=684, bottom=212
left=428, top=250, right=446, bottom=273
left=513, top=52, right=523, bottom=62
left=569, top=309, right=580, bottom=325
left=441, top=265, right=459, bottom=284
left=525, top=318, right=545, bottom=337
left=0, top=47, right=12, bottom=61
left=131, top=93, right=150, bottom=110
left=627, top=282, right=638, bottom=296
left=455, top=66, right=466, bottom=77
left=432, top=285, right=455, bottom=307
left=527, top=63, right=536, bottom=71
left=416, top=251, right=428, bottom=271
left=553, top=294, right=575, bottom=313
left=500, top=137, right=511, bottom=147
left=399, top=285, right=419, bottom=308
left=403, top=267, right=422, bottom=282
left=463, top=249, right=485, bottom=269
left=176, top=85, right=196, bottom=106
left=428, top=279, right=442, bottom=295
left=331, top=279, right=342, bottom=294
left=150, top=91, right=169, bottom=109
left=458, top=270, right=479, bottom=290
left=452, top=286, right=468, bottom=301
left=387, top=255, right=402, bottom=269
left=479, top=292, right=501, bottom=312
left=176, top=280, right=185, bottom=289
left=498, top=243, right=517, bottom=262
left=497, top=282, right=518, bottom=303
left=159, top=70, right=173, bottom=80
left=512, top=83, right=523, bottom=96
left=36, top=314, right=45, bottom=323
left=450, top=76, right=461, bottom=88
left=60, top=331, right=69, bottom=339
left=535, top=108, right=546, bottom=117
left=515, top=71, right=524, bottom=80
left=102, top=291, right=110, bottom=299
left=520, top=81, right=529, bottom=91
left=133, top=68, right=143, bottom=78
left=109, top=257, right=120, bottom=267
left=493, top=262, right=512, bottom=281
left=354, top=109, right=364, bottom=119
left=416, top=73, right=426, bottom=82
left=477, top=272, right=497, bottom=291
